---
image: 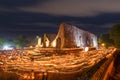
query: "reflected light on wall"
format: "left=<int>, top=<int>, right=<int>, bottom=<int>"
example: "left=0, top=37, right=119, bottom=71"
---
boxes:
left=51, top=40, right=56, bottom=47
left=46, top=40, right=49, bottom=47
left=40, top=43, right=43, bottom=47
left=38, top=37, right=42, bottom=47
left=76, top=41, right=80, bottom=47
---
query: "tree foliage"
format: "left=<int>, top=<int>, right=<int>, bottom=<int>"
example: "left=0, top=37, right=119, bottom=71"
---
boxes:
left=0, top=37, right=9, bottom=48
left=14, top=35, right=30, bottom=48
left=98, top=33, right=114, bottom=48
left=0, top=37, right=5, bottom=46
left=109, top=23, right=120, bottom=48
left=0, top=37, right=15, bottom=49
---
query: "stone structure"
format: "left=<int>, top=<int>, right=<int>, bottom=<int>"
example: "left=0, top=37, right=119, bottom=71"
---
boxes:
left=54, top=23, right=98, bottom=49
left=38, top=23, right=98, bottom=49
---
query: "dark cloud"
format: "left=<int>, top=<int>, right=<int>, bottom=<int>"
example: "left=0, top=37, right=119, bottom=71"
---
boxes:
left=0, top=0, right=46, bottom=7
left=1, top=11, right=120, bottom=25
left=0, top=11, right=119, bottom=36
left=0, top=0, right=120, bottom=38
left=1, top=0, right=120, bottom=16
left=20, top=0, right=120, bottom=17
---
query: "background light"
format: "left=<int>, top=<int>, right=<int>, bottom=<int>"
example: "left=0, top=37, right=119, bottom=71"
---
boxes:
left=3, top=45, right=13, bottom=50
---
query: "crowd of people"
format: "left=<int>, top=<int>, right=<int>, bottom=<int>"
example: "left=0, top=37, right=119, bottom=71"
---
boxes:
left=0, top=47, right=115, bottom=79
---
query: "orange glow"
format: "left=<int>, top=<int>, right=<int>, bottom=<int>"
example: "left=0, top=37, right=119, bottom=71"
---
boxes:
left=23, top=75, right=27, bottom=79
left=23, top=73, right=28, bottom=79
left=31, top=75, right=35, bottom=79
left=101, top=43, right=105, bottom=47
left=27, top=76, right=30, bottom=79
left=44, top=72, right=47, bottom=76
left=30, top=46, right=33, bottom=48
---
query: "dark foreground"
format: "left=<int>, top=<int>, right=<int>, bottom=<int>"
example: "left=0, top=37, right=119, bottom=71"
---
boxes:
left=0, top=70, right=19, bottom=80
left=110, top=50, right=120, bottom=80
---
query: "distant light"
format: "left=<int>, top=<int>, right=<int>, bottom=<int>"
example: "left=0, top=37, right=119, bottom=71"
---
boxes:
left=3, top=45, right=13, bottom=50
left=30, top=46, right=33, bottom=48
left=84, top=47, right=89, bottom=52
left=3, top=45, right=9, bottom=50
left=101, top=43, right=105, bottom=47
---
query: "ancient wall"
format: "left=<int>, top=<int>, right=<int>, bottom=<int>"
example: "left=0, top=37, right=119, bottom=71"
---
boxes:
left=56, top=23, right=98, bottom=49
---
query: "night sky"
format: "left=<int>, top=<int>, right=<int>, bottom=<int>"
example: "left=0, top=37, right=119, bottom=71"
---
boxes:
left=0, top=0, right=120, bottom=38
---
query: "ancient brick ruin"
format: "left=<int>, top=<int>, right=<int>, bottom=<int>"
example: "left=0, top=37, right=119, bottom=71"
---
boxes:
left=55, top=23, right=98, bottom=49
left=37, top=23, right=98, bottom=49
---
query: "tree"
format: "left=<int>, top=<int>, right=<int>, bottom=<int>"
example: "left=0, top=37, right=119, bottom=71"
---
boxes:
left=0, top=37, right=8, bottom=48
left=98, top=33, right=114, bottom=48
left=109, top=23, right=120, bottom=48
left=0, top=37, right=5, bottom=47
left=14, top=35, right=30, bottom=48
left=0, top=37, right=15, bottom=49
